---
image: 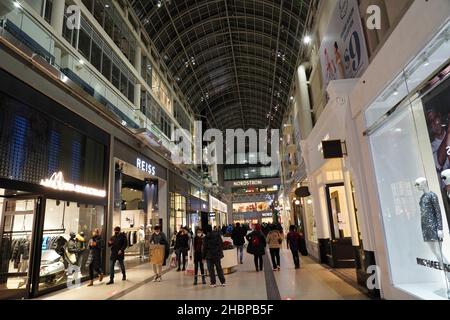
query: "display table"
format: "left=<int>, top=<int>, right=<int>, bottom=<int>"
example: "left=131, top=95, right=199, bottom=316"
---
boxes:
left=221, top=249, right=238, bottom=274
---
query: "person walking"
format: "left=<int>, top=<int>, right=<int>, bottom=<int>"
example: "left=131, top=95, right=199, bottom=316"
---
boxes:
left=86, top=228, right=104, bottom=286
left=231, top=223, right=246, bottom=264
left=267, top=225, right=283, bottom=271
left=193, top=228, right=206, bottom=285
left=175, top=228, right=190, bottom=271
left=149, top=226, right=168, bottom=282
left=107, top=226, right=128, bottom=285
left=246, top=224, right=266, bottom=272
left=203, top=225, right=226, bottom=288
left=287, top=225, right=301, bottom=269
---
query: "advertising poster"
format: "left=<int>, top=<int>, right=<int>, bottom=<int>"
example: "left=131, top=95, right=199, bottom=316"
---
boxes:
left=319, top=0, right=369, bottom=88
left=422, top=66, right=450, bottom=230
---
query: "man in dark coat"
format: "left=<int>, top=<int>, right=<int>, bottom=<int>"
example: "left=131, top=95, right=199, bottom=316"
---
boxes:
left=203, top=225, right=226, bottom=287
left=231, top=223, right=246, bottom=264
left=107, top=226, right=128, bottom=284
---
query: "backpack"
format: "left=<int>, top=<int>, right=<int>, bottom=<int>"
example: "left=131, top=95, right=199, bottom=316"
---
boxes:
left=251, top=234, right=260, bottom=247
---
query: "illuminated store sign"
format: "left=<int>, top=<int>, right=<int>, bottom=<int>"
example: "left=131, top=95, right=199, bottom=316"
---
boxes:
left=136, top=158, right=156, bottom=176
left=40, top=172, right=106, bottom=197
left=232, top=180, right=263, bottom=187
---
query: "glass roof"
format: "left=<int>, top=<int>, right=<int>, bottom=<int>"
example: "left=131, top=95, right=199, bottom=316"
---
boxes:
left=130, top=0, right=311, bottom=130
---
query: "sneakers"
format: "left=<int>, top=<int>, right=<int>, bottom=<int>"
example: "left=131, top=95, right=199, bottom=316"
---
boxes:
left=272, top=268, right=277, bottom=271
left=106, top=280, right=114, bottom=285
left=221, top=283, right=226, bottom=287
left=277, top=266, right=281, bottom=271
left=210, top=284, right=217, bottom=288
left=157, top=276, right=162, bottom=282
left=153, top=275, right=162, bottom=282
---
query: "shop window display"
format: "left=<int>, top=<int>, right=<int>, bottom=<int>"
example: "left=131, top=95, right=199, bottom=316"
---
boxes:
left=39, top=200, right=104, bottom=291
left=365, top=22, right=450, bottom=299
left=0, top=198, right=35, bottom=292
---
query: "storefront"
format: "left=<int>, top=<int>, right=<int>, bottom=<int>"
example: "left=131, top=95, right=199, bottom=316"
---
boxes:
left=362, top=20, right=450, bottom=300
left=209, top=195, right=228, bottom=228
left=168, top=172, right=208, bottom=239
left=0, top=69, right=109, bottom=299
left=113, top=139, right=168, bottom=265
left=302, top=80, right=368, bottom=276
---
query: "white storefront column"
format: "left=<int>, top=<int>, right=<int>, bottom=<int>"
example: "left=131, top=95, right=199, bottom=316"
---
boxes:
left=50, top=0, right=66, bottom=66
left=134, top=46, right=142, bottom=109
left=296, top=64, right=313, bottom=138
left=343, top=170, right=360, bottom=247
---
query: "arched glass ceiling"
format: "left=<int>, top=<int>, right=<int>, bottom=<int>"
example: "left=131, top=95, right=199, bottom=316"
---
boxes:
left=130, top=0, right=311, bottom=130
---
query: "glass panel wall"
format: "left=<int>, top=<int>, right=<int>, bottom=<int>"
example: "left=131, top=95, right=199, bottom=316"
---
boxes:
left=39, top=200, right=104, bottom=292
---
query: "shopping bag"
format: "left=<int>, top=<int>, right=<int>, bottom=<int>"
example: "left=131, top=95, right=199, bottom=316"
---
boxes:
left=185, top=256, right=195, bottom=276
left=169, top=252, right=177, bottom=268
left=149, top=244, right=165, bottom=265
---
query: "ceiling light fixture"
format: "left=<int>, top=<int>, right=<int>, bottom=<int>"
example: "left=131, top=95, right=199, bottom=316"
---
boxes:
left=157, top=1, right=162, bottom=8
left=303, top=35, right=312, bottom=44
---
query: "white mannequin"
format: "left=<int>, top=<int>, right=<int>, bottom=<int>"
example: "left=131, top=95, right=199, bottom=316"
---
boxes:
left=138, top=225, right=145, bottom=260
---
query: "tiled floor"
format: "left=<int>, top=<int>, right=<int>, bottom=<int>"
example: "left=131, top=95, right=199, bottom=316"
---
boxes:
left=38, top=249, right=368, bottom=300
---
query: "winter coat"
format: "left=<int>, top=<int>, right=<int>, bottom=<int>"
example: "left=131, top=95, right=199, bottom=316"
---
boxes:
left=231, top=226, right=246, bottom=246
left=287, top=231, right=300, bottom=251
left=108, top=232, right=128, bottom=260
left=174, top=233, right=190, bottom=250
left=267, top=230, right=283, bottom=249
left=86, top=236, right=104, bottom=270
left=67, top=238, right=81, bottom=254
left=246, top=231, right=266, bottom=256
left=203, top=231, right=224, bottom=260
left=193, top=235, right=204, bottom=254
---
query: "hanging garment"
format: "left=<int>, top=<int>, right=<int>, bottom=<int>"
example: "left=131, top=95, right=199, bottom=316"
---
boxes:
left=420, top=191, right=444, bottom=242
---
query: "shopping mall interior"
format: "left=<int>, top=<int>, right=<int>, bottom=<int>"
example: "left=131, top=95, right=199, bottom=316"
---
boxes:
left=0, top=0, right=449, bottom=303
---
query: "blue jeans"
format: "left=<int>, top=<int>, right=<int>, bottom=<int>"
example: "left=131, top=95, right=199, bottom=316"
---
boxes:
left=236, top=245, right=244, bottom=263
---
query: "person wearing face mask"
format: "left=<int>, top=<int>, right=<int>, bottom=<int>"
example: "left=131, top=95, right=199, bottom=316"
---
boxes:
left=193, top=228, right=206, bottom=285
left=174, top=227, right=190, bottom=272
left=86, top=228, right=104, bottom=286
left=149, top=226, right=168, bottom=282
left=106, top=226, right=128, bottom=285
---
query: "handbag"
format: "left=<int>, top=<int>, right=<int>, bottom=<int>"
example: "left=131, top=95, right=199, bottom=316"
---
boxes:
left=169, top=252, right=177, bottom=268
left=65, top=249, right=77, bottom=265
left=185, top=256, right=195, bottom=276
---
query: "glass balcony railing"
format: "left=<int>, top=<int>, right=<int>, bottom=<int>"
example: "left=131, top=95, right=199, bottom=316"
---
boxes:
left=0, top=5, right=191, bottom=161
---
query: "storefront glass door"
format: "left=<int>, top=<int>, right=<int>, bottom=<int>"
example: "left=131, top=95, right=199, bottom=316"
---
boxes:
left=0, top=194, right=40, bottom=299
left=325, top=183, right=355, bottom=268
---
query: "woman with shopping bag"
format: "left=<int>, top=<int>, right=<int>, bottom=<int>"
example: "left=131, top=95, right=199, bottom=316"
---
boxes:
left=149, top=226, right=168, bottom=282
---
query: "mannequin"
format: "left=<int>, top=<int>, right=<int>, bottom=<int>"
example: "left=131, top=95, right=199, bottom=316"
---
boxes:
left=415, top=177, right=444, bottom=242
left=415, top=177, right=450, bottom=298
left=138, top=225, right=145, bottom=260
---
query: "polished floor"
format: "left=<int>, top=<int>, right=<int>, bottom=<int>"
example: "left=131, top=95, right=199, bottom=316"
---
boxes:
left=39, top=249, right=368, bottom=300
